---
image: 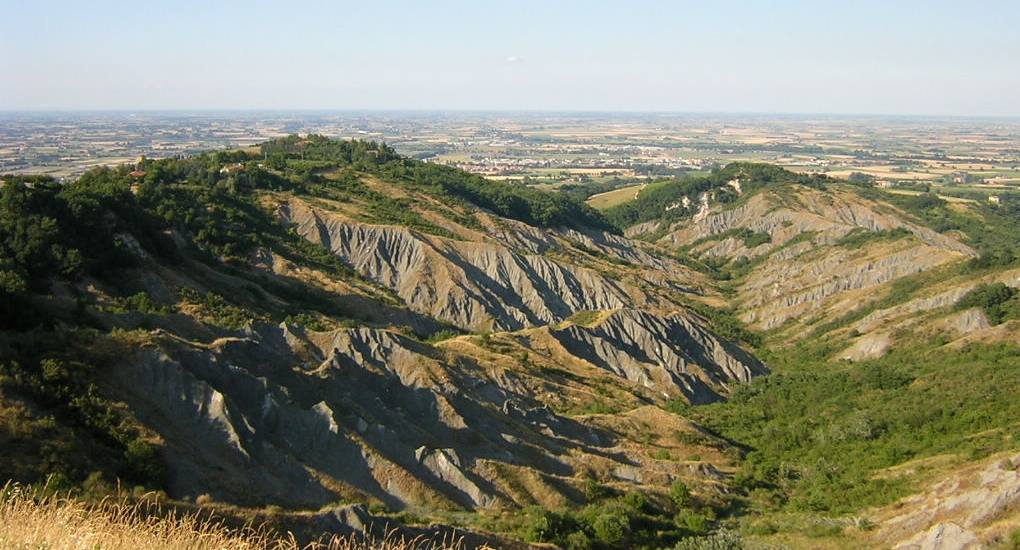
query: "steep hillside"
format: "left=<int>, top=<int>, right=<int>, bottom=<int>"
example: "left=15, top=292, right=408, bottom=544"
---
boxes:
left=604, top=164, right=1020, bottom=549
left=0, top=139, right=766, bottom=549
left=6, top=147, right=1020, bottom=549
left=609, top=165, right=1020, bottom=347
left=662, top=184, right=974, bottom=334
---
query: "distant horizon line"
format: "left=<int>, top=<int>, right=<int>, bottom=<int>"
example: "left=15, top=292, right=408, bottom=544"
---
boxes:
left=2, top=108, right=1019, bottom=121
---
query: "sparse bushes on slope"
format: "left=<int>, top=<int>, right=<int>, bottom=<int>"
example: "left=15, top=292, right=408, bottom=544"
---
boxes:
left=673, top=530, right=748, bottom=550
left=835, top=227, right=911, bottom=249
left=875, top=189, right=1020, bottom=269
left=0, top=329, right=167, bottom=489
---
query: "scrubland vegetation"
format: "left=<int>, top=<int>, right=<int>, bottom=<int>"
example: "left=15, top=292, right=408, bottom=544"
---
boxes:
left=699, top=341, right=1020, bottom=515
left=5, top=140, right=1020, bottom=549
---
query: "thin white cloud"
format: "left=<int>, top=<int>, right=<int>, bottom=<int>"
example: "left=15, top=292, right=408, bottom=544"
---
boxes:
left=505, top=55, right=521, bottom=64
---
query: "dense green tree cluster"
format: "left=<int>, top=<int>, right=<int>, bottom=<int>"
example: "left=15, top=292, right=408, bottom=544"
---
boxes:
left=514, top=488, right=718, bottom=550
left=0, top=173, right=170, bottom=328
left=957, top=282, right=1020, bottom=324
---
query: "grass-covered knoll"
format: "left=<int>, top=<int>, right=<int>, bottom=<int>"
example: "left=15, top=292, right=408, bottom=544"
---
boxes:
left=603, top=163, right=832, bottom=229
left=564, top=309, right=605, bottom=327
left=585, top=183, right=646, bottom=210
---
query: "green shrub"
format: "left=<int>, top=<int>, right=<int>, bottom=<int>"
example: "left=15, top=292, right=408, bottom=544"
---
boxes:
left=123, top=438, right=166, bottom=486
left=519, top=506, right=573, bottom=543
left=670, top=480, right=692, bottom=508
left=179, top=288, right=265, bottom=330
left=737, top=228, right=772, bottom=248
left=1006, top=528, right=1020, bottom=550
left=676, top=510, right=709, bottom=535
left=674, top=530, right=746, bottom=550
left=284, top=312, right=332, bottom=331
left=835, top=227, right=911, bottom=249
left=565, top=530, right=594, bottom=550
left=957, top=282, right=1019, bottom=324
left=425, top=329, right=461, bottom=343
left=583, top=477, right=613, bottom=502
left=591, top=512, right=629, bottom=545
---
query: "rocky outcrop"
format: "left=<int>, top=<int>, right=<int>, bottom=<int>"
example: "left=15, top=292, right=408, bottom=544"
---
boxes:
left=415, top=447, right=494, bottom=508
left=896, top=523, right=979, bottom=550
left=540, top=309, right=766, bottom=403
left=479, top=214, right=688, bottom=275
left=281, top=199, right=654, bottom=332
left=839, top=332, right=893, bottom=361
left=665, top=187, right=973, bottom=257
left=852, top=267, right=1020, bottom=335
left=875, top=451, right=1020, bottom=549
left=938, top=308, right=991, bottom=336
left=740, top=241, right=961, bottom=331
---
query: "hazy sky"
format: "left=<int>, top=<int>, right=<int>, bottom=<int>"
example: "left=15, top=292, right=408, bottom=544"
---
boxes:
left=3, top=0, right=1018, bottom=115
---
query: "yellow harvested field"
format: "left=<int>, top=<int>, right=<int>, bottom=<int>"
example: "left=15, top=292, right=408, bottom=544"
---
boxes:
left=586, top=184, right=646, bottom=209
left=884, top=189, right=978, bottom=204
left=826, top=167, right=937, bottom=181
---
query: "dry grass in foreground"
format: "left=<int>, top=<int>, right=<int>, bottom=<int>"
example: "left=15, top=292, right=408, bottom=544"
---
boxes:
left=0, top=483, right=465, bottom=550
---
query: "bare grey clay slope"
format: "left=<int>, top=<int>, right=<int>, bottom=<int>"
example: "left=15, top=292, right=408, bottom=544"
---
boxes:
left=281, top=198, right=659, bottom=332
left=108, top=319, right=749, bottom=512
left=532, top=309, right=766, bottom=404
left=652, top=185, right=975, bottom=334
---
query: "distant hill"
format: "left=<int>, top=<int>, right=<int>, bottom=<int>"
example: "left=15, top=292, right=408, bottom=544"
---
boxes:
left=601, top=162, right=832, bottom=229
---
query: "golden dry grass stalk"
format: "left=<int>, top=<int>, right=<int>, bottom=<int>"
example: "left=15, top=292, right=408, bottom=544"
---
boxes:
left=0, top=483, right=465, bottom=550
